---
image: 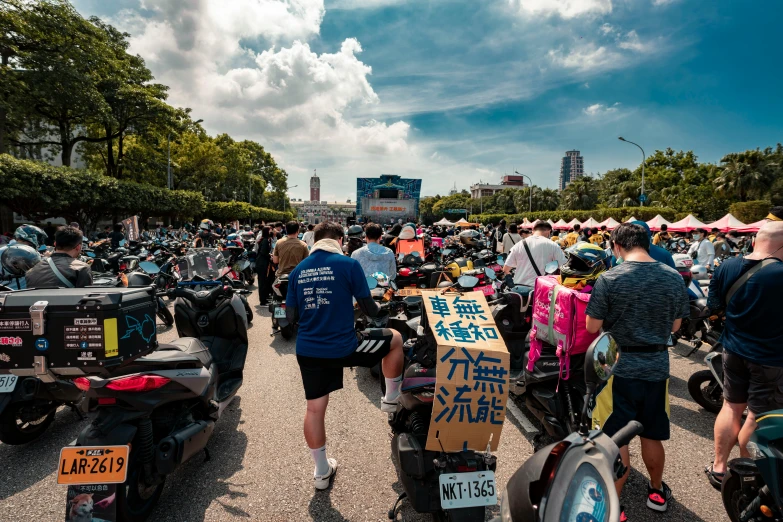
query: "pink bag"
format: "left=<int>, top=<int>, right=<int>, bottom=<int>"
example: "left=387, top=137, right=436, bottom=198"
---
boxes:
left=527, top=275, right=599, bottom=379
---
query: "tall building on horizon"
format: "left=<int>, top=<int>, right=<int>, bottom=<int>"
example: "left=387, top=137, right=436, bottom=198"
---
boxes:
left=310, top=169, right=320, bottom=201
left=559, top=150, right=584, bottom=191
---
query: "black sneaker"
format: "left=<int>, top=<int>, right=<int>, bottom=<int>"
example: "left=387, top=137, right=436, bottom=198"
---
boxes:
left=647, top=481, right=672, bottom=512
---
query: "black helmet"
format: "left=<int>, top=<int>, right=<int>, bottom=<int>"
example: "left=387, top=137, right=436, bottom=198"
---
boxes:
left=560, top=243, right=609, bottom=289
left=459, top=229, right=481, bottom=247
left=14, top=225, right=48, bottom=249
left=1, top=245, right=41, bottom=276
left=422, top=234, right=432, bottom=248
left=347, top=225, right=364, bottom=238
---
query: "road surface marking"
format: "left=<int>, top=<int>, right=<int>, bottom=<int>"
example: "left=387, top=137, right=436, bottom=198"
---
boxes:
left=507, top=400, right=539, bottom=433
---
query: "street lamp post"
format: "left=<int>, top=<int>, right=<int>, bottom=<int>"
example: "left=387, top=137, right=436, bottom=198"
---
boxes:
left=618, top=137, right=646, bottom=207
left=514, top=171, right=533, bottom=213
left=167, top=118, right=203, bottom=190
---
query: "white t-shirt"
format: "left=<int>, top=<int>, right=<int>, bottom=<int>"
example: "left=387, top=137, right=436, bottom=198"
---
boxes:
left=688, top=239, right=715, bottom=268
left=501, top=232, right=523, bottom=254
left=301, top=230, right=315, bottom=248
left=505, top=235, right=567, bottom=287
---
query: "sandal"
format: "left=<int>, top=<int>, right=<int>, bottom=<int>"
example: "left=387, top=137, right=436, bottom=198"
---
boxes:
left=704, top=464, right=725, bottom=491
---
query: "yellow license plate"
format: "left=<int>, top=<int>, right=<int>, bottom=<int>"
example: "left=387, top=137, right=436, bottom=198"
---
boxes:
left=58, top=445, right=130, bottom=485
left=397, top=288, right=422, bottom=296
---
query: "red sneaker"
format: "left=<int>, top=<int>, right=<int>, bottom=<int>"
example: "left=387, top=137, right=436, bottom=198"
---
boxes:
left=647, top=482, right=672, bottom=512
left=620, top=506, right=628, bottom=521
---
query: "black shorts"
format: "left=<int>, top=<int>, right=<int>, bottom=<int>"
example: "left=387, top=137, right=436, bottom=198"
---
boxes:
left=598, top=376, right=670, bottom=441
left=723, top=351, right=783, bottom=415
left=297, top=329, right=394, bottom=400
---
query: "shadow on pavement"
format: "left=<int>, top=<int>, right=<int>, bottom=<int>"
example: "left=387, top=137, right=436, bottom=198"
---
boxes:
left=0, top=405, right=88, bottom=500
left=268, top=328, right=297, bottom=356
left=149, top=396, right=250, bottom=521
left=668, top=403, right=715, bottom=440
left=353, top=366, right=383, bottom=410
left=622, top=467, right=709, bottom=522
left=308, top=487, right=350, bottom=522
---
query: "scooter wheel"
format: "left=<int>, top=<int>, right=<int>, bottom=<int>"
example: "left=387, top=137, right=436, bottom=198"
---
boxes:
left=116, top=446, right=166, bottom=522
left=721, top=467, right=750, bottom=522
left=0, top=401, right=56, bottom=445
left=688, top=369, right=723, bottom=414
left=157, top=305, right=174, bottom=327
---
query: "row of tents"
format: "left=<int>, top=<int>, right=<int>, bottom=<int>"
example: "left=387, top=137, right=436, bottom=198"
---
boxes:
left=434, top=213, right=767, bottom=233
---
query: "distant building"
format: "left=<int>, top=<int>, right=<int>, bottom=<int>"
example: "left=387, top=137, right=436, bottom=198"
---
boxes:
left=310, top=169, right=320, bottom=201
left=469, top=174, right=526, bottom=199
left=291, top=200, right=354, bottom=224
left=449, top=182, right=458, bottom=196
left=356, top=174, right=422, bottom=223
left=559, top=150, right=584, bottom=191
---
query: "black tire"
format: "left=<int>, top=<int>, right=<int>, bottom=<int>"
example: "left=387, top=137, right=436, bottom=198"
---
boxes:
left=116, top=446, right=166, bottom=522
left=240, top=295, right=253, bottom=324
left=243, top=269, right=255, bottom=287
left=281, top=324, right=293, bottom=340
left=721, top=468, right=751, bottom=522
left=156, top=304, right=174, bottom=327
left=0, top=401, right=56, bottom=445
left=688, top=369, right=723, bottom=414
left=433, top=507, right=485, bottom=522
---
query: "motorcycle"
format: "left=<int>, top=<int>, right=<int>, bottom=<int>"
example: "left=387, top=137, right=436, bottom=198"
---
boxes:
left=387, top=277, right=499, bottom=522
left=687, top=341, right=724, bottom=414
left=721, top=411, right=783, bottom=522
left=492, top=333, right=643, bottom=522
left=270, top=273, right=294, bottom=340
left=65, top=251, right=249, bottom=521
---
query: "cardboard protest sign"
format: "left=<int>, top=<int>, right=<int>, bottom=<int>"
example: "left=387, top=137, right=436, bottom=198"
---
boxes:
left=421, top=290, right=510, bottom=452
left=121, top=216, right=140, bottom=242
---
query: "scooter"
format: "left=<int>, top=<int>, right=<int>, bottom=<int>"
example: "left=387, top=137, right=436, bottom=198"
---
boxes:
left=64, top=278, right=249, bottom=521
left=388, top=282, right=498, bottom=522
left=269, top=273, right=294, bottom=339
left=492, top=333, right=643, bottom=522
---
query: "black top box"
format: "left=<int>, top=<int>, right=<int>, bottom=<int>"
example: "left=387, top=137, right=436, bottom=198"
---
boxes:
left=0, top=287, right=158, bottom=377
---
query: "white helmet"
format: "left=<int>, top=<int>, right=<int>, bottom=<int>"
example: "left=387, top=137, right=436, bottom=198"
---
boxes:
left=691, top=264, right=708, bottom=281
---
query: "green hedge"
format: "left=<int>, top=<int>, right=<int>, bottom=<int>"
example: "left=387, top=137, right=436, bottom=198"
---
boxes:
left=469, top=207, right=682, bottom=225
left=204, top=201, right=292, bottom=223
left=729, top=200, right=771, bottom=224
left=0, top=154, right=289, bottom=229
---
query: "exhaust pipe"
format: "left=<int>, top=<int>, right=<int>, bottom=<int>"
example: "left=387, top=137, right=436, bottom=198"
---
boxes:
left=155, top=420, right=215, bottom=474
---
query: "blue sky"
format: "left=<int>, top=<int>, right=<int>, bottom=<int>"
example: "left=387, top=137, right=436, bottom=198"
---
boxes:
left=71, top=0, right=782, bottom=200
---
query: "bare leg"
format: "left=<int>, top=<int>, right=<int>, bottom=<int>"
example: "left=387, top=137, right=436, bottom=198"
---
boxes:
left=712, top=401, right=746, bottom=473
left=381, top=329, right=404, bottom=379
left=640, top=438, right=665, bottom=490
left=304, top=394, right=329, bottom=449
left=737, top=410, right=757, bottom=458
left=615, top=446, right=630, bottom=497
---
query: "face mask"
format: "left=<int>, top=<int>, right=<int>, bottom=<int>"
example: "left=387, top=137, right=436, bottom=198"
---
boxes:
left=613, top=248, right=623, bottom=264
left=692, top=234, right=701, bottom=240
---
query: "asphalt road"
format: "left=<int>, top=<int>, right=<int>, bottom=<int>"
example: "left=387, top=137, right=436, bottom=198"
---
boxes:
left=0, top=289, right=732, bottom=521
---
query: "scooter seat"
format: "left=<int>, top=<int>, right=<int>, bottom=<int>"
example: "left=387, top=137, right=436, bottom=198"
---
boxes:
left=138, top=338, right=212, bottom=369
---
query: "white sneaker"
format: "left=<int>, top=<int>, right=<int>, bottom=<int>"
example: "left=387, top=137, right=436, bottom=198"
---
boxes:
left=314, top=458, right=338, bottom=490
left=381, top=394, right=400, bottom=413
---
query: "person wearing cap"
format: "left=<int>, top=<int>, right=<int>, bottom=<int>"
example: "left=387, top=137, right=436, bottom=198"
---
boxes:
left=688, top=228, right=715, bottom=268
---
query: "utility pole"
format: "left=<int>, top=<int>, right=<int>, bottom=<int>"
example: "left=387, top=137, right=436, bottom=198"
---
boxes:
left=514, top=170, right=533, bottom=213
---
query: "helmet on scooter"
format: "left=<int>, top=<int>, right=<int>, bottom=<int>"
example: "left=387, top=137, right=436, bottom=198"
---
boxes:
left=14, top=225, right=48, bottom=250
left=199, top=219, right=214, bottom=231
left=459, top=229, right=481, bottom=248
left=370, top=272, right=389, bottom=286
left=691, top=264, right=708, bottom=281
left=399, top=226, right=416, bottom=240
left=347, top=225, right=364, bottom=239
left=560, top=243, right=608, bottom=289
left=673, top=254, right=694, bottom=286
left=227, top=233, right=239, bottom=241
left=1, top=244, right=41, bottom=276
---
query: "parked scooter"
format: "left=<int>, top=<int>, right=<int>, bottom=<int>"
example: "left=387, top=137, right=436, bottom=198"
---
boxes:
left=66, top=255, right=249, bottom=520
left=687, top=342, right=724, bottom=414
left=491, top=333, right=643, bottom=522
left=270, top=273, right=294, bottom=339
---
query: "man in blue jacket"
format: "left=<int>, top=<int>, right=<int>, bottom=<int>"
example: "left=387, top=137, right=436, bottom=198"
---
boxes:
left=628, top=220, right=676, bottom=269
left=286, top=221, right=404, bottom=490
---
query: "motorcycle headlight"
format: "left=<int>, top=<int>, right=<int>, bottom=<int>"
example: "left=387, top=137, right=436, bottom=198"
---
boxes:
left=746, top=441, right=766, bottom=460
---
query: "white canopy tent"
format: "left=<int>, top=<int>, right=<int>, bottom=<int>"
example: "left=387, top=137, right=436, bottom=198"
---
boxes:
left=434, top=217, right=454, bottom=226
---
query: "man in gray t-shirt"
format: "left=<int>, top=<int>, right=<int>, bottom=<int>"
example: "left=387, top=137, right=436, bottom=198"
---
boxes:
left=586, top=223, right=689, bottom=515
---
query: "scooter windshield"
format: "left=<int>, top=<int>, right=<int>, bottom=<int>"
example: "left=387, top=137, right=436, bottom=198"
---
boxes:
left=179, top=248, right=229, bottom=281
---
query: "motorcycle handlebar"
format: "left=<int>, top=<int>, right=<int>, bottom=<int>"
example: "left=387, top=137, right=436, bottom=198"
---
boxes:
left=611, top=420, right=644, bottom=448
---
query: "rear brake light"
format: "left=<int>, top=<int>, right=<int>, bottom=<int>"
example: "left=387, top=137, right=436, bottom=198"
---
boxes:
left=98, top=397, right=116, bottom=405
left=73, top=377, right=90, bottom=391
left=105, top=375, right=171, bottom=392
left=119, top=263, right=127, bottom=271
left=456, top=465, right=476, bottom=472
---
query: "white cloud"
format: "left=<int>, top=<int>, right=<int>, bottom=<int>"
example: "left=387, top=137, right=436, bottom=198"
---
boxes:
left=652, top=0, right=678, bottom=5
left=548, top=43, right=622, bottom=73
left=583, top=102, right=620, bottom=116
left=327, top=0, right=408, bottom=8
left=508, top=0, right=612, bottom=19
left=617, top=30, right=649, bottom=52
left=600, top=23, right=614, bottom=35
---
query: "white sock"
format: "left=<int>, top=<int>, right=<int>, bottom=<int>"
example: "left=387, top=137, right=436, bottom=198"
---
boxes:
left=384, top=374, right=403, bottom=401
left=311, top=445, right=329, bottom=477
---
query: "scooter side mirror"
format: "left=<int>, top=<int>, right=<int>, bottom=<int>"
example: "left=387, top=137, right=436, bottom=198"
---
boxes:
left=485, top=267, right=496, bottom=280
left=544, top=261, right=559, bottom=275
left=585, top=333, right=619, bottom=386
left=457, top=275, right=479, bottom=288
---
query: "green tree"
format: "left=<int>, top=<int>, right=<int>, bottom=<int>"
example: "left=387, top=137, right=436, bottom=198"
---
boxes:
left=560, top=177, right=598, bottom=210
left=714, top=152, right=770, bottom=202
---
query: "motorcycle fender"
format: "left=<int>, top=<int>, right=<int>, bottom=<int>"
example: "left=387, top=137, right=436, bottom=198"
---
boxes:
left=278, top=317, right=289, bottom=328
left=157, top=296, right=166, bottom=310
left=705, top=351, right=723, bottom=383
left=77, top=422, right=137, bottom=447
